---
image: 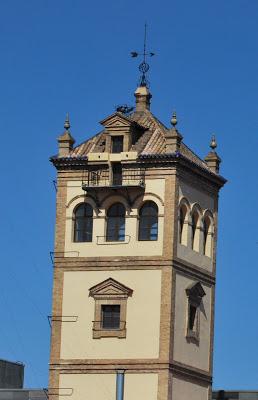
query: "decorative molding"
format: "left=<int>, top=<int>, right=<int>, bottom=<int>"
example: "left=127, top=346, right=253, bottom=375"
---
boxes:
left=89, top=278, right=133, bottom=339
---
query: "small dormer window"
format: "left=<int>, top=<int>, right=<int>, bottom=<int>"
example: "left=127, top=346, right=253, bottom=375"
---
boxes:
left=112, top=136, right=124, bottom=153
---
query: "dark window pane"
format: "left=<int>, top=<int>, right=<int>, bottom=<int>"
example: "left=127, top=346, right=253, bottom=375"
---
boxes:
left=189, top=304, right=197, bottom=331
left=106, top=203, right=125, bottom=241
left=112, top=163, right=122, bottom=186
left=179, top=206, right=187, bottom=243
left=138, top=201, right=158, bottom=241
left=101, top=305, right=120, bottom=329
left=112, top=136, right=124, bottom=153
left=203, top=217, right=210, bottom=254
left=191, top=212, right=199, bottom=249
left=74, top=204, right=93, bottom=242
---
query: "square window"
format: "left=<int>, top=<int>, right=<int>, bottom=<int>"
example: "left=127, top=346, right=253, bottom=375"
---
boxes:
left=111, top=136, right=124, bottom=153
left=101, top=305, right=120, bottom=329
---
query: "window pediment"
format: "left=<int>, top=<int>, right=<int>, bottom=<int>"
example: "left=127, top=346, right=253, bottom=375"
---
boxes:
left=100, top=113, right=133, bottom=129
left=89, top=278, right=133, bottom=299
left=186, top=282, right=206, bottom=304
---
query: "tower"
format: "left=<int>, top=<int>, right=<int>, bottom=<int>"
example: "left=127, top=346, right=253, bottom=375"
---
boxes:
left=48, top=85, right=226, bottom=400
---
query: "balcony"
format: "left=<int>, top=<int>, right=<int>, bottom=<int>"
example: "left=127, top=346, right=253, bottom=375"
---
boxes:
left=82, top=166, right=145, bottom=190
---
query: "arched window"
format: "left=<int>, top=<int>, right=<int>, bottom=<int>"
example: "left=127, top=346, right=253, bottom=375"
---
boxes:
left=73, top=203, right=93, bottom=242
left=138, top=201, right=158, bottom=241
left=179, top=204, right=188, bottom=245
left=106, top=203, right=125, bottom=242
left=191, top=210, right=200, bottom=252
left=203, top=215, right=213, bottom=257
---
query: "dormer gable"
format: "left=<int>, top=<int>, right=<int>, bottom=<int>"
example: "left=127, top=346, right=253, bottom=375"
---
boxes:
left=99, top=112, right=146, bottom=153
left=89, top=278, right=133, bottom=299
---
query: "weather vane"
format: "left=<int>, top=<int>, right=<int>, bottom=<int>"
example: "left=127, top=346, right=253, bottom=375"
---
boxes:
left=131, top=23, right=155, bottom=87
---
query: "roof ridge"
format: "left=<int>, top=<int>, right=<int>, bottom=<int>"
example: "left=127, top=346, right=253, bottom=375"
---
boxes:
left=181, top=142, right=208, bottom=167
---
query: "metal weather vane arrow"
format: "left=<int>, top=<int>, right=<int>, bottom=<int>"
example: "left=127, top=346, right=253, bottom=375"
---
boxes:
left=131, top=23, right=155, bottom=87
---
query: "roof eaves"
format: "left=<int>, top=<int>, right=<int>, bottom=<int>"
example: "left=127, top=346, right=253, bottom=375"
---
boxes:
left=50, top=155, right=88, bottom=168
left=138, top=152, right=227, bottom=185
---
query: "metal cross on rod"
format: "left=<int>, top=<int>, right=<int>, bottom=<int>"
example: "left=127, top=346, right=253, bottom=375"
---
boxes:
left=131, top=23, right=155, bottom=87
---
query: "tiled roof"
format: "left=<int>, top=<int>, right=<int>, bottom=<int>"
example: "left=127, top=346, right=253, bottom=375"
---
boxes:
left=67, top=109, right=210, bottom=172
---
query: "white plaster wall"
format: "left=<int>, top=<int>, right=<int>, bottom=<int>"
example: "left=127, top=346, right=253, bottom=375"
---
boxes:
left=60, top=270, right=162, bottom=359
left=179, top=181, right=215, bottom=212
left=59, top=373, right=158, bottom=400
left=177, top=244, right=213, bottom=272
left=173, top=274, right=211, bottom=371
left=124, top=373, right=158, bottom=400
left=59, top=373, right=115, bottom=400
left=171, top=375, right=209, bottom=400
left=64, top=179, right=165, bottom=257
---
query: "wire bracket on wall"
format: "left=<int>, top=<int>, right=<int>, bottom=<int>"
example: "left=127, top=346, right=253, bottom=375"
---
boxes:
left=49, top=251, right=80, bottom=266
left=52, top=180, right=57, bottom=192
left=47, top=315, right=78, bottom=328
left=47, top=387, right=74, bottom=397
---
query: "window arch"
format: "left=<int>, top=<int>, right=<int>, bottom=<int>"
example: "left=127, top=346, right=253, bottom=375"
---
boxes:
left=73, top=203, right=93, bottom=242
left=179, top=203, right=189, bottom=246
left=203, top=214, right=213, bottom=257
left=138, top=201, right=158, bottom=241
left=106, top=203, right=125, bottom=242
left=191, top=209, right=201, bottom=252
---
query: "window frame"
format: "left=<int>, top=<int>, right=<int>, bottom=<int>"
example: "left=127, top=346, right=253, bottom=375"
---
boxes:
left=111, top=135, right=124, bottom=153
left=89, top=278, right=133, bottom=339
left=73, top=203, right=93, bottom=243
left=185, top=282, right=206, bottom=342
left=106, top=202, right=126, bottom=242
left=138, top=201, right=159, bottom=241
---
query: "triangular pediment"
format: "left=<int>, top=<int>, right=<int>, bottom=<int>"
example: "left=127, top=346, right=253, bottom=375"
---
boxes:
left=186, top=282, right=206, bottom=300
left=89, top=278, right=133, bottom=298
left=100, top=112, right=133, bottom=129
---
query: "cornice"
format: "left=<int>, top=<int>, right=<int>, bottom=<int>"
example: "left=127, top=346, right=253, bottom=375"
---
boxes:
left=173, top=257, right=215, bottom=285
left=49, top=359, right=212, bottom=384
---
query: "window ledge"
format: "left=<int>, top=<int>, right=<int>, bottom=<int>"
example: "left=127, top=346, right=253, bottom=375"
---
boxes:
left=93, top=329, right=126, bottom=339
left=96, top=235, right=131, bottom=245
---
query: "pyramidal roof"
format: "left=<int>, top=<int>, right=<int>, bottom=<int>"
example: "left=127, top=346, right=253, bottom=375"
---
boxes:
left=68, top=107, right=208, bottom=171
left=52, top=85, right=225, bottom=185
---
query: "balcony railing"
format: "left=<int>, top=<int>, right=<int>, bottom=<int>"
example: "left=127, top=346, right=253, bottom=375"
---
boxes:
left=92, top=320, right=126, bottom=332
left=82, top=168, right=145, bottom=189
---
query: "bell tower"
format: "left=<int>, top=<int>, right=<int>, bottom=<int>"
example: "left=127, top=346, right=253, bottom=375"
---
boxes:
left=48, top=83, right=226, bottom=400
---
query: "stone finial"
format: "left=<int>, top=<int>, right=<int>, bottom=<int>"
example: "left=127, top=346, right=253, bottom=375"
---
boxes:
left=204, top=134, right=221, bottom=173
left=171, top=111, right=177, bottom=127
left=64, top=113, right=71, bottom=130
left=58, top=113, right=75, bottom=157
left=134, top=85, right=152, bottom=112
left=210, top=135, right=217, bottom=151
left=164, top=111, right=183, bottom=153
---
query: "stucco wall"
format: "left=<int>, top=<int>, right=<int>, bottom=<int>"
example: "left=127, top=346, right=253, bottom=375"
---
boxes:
left=60, top=270, right=162, bottom=359
left=171, top=375, right=209, bottom=400
left=179, top=181, right=215, bottom=211
left=173, top=273, right=211, bottom=371
left=59, top=373, right=158, bottom=400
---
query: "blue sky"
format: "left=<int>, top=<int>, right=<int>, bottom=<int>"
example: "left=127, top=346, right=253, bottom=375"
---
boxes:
left=0, top=0, right=257, bottom=390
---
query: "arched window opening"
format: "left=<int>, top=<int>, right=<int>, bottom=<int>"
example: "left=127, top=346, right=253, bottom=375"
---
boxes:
left=192, top=211, right=200, bottom=252
left=106, top=203, right=125, bottom=242
left=138, top=201, right=158, bottom=241
left=203, top=216, right=213, bottom=257
left=74, top=203, right=93, bottom=242
left=179, top=204, right=188, bottom=245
